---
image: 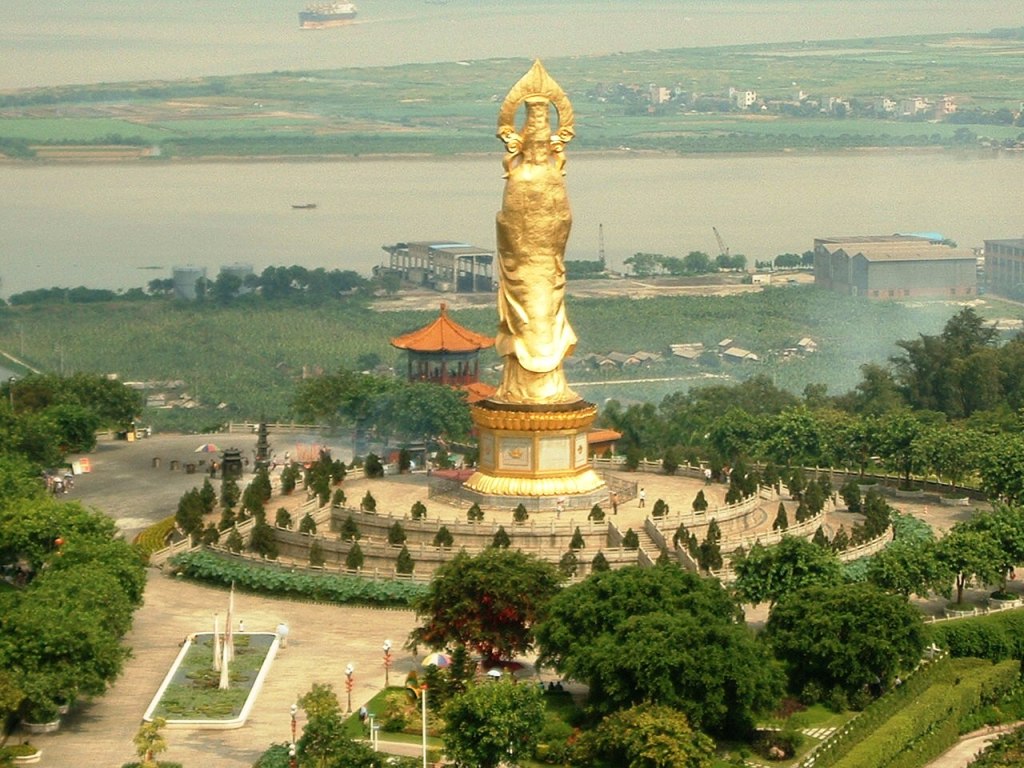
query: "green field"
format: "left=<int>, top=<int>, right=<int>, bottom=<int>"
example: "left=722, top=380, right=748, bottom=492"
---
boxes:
left=2, top=286, right=1012, bottom=426
left=1, top=31, right=1022, bottom=158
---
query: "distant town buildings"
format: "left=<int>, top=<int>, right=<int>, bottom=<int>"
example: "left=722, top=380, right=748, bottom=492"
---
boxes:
left=813, top=235, right=977, bottom=300
left=589, top=77, right=1000, bottom=126
left=983, top=238, right=1024, bottom=299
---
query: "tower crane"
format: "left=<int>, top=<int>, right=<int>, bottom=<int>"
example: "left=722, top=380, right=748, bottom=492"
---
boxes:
left=713, top=226, right=729, bottom=258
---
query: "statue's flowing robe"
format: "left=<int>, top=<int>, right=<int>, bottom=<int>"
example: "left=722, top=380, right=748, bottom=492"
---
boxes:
left=493, top=99, right=579, bottom=405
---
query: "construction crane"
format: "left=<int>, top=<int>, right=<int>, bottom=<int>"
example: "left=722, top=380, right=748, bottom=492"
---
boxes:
left=713, top=226, right=729, bottom=258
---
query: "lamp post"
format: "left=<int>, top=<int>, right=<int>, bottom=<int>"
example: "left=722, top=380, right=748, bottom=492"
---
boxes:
left=290, top=703, right=297, bottom=744
left=345, top=663, right=354, bottom=713
left=383, top=639, right=393, bottom=688
left=7, top=377, right=15, bottom=412
left=288, top=742, right=296, bottom=768
left=421, top=683, right=428, bottom=768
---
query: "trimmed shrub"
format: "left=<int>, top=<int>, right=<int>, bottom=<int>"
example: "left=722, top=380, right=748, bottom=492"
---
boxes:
left=570, top=527, right=585, bottom=550
left=360, top=491, right=377, bottom=513
left=396, top=545, right=414, bottom=575
left=275, top=507, right=292, bottom=529
left=388, top=521, right=407, bottom=546
left=340, top=514, right=360, bottom=541
left=467, top=503, right=484, bottom=522
left=299, top=512, right=317, bottom=535
left=492, top=526, right=511, bottom=549
left=309, top=539, right=326, bottom=567
left=411, top=500, right=427, bottom=520
left=364, top=453, right=384, bottom=478
left=433, top=526, right=454, bottom=548
left=345, top=542, right=365, bottom=571
left=692, top=490, right=708, bottom=512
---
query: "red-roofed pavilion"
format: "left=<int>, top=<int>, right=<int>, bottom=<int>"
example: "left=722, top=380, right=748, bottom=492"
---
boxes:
left=391, top=304, right=495, bottom=400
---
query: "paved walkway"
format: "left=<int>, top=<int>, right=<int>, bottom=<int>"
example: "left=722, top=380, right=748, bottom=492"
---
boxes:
left=17, top=432, right=994, bottom=767
left=20, top=570, right=421, bottom=768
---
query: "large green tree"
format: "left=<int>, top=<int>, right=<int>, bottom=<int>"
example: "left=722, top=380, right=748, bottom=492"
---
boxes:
left=409, top=549, right=561, bottom=663
left=535, top=565, right=781, bottom=737
left=765, top=582, right=926, bottom=697
left=732, top=537, right=842, bottom=607
left=441, top=678, right=545, bottom=768
left=935, top=526, right=1004, bottom=605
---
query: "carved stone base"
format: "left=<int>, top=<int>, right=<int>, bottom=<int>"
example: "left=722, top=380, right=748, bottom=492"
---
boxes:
left=464, top=399, right=605, bottom=497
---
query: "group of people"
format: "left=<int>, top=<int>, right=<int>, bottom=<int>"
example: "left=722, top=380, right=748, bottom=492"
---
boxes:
left=43, top=471, right=73, bottom=495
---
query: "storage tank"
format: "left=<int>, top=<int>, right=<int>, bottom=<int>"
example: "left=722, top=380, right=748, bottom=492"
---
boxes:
left=172, top=266, right=207, bottom=301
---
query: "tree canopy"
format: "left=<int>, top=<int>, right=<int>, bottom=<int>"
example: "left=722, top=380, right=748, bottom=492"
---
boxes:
left=764, top=582, right=926, bottom=698
left=535, top=565, right=782, bottom=737
left=441, top=677, right=546, bottom=768
left=576, top=703, right=716, bottom=768
left=409, top=548, right=562, bottom=663
left=732, top=536, right=842, bottom=607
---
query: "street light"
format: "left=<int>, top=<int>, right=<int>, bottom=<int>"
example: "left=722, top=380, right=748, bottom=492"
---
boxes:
left=7, top=377, right=15, bottom=412
left=288, top=742, right=296, bottom=768
left=383, top=639, right=393, bottom=688
left=420, top=683, right=429, bottom=768
left=290, top=703, right=298, bottom=744
left=345, top=663, right=355, bottom=713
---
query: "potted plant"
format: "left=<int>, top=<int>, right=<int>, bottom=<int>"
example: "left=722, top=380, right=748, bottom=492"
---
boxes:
left=2, top=741, right=42, bottom=765
left=20, top=698, right=61, bottom=734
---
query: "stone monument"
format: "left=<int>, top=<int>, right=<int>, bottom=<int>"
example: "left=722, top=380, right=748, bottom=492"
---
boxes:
left=464, top=61, right=604, bottom=500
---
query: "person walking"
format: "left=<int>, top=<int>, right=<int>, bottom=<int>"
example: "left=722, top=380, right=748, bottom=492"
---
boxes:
left=638, top=488, right=646, bottom=508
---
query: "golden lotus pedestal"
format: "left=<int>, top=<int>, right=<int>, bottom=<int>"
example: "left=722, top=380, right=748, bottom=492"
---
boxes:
left=464, top=399, right=605, bottom=500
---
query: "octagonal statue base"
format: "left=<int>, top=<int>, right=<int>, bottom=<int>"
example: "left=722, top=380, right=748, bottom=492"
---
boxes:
left=464, top=399, right=605, bottom=498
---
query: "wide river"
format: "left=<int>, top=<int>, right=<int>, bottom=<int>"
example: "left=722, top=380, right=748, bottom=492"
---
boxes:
left=3, top=0, right=1023, bottom=295
left=4, top=0, right=1020, bottom=90
left=1, top=151, right=1022, bottom=295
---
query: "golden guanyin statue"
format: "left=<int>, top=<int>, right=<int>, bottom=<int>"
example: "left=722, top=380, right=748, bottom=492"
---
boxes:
left=493, top=60, right=580, bottom=405
left=464, top=62, right=603, bottom=499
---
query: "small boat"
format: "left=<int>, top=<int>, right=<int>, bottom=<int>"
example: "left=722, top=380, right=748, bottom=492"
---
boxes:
left=291, top=203, right=317, bottom=209
left=299, top=2, right=357, bottom=29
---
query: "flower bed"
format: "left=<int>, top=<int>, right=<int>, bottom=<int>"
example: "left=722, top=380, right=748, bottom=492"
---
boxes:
left=143, top=632, right=278, bottom=729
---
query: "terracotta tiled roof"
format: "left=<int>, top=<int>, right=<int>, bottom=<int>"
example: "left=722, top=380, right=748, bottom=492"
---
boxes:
left=461, top=381, right=497, bottom=404
left=390, top=304, right=495, bottom=353
left=587, top=429, right=622, bottom=444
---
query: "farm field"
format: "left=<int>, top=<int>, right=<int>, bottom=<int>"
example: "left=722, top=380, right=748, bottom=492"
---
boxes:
left=2, top=285, right=1014, bottom=427
left=1, top=31, right=1022, bottom=159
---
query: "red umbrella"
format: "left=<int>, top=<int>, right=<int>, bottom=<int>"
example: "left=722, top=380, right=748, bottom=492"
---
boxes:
left=194, top=443, right=220, bottom=453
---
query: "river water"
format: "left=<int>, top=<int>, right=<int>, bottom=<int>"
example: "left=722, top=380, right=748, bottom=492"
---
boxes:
left=4, top=0, right=1020, bottom=89
left=1, top=151, right=1022, bottom=295
left=3, top=0, right=1023, bottom=295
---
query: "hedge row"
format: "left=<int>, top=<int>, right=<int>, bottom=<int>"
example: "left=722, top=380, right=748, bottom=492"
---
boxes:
left=168, top=549, right=427, bottom=607
left=927, top=610, right=1024, bottom=661
left=133, top=515, right=177, bottom=557
left=806, top=656, right=952, bottom=767
left=822, top=659, right=1019, bottom=768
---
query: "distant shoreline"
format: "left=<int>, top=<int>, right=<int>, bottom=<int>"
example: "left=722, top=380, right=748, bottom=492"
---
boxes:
left=1, top=145, right=984, bottom=167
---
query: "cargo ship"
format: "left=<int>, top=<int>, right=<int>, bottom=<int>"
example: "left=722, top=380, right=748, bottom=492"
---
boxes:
left=299, top=2, right=357, bottom=29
